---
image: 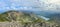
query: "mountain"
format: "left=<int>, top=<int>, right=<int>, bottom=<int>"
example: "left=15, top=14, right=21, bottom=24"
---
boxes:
left=0, top=10, right=46, bottom=23
left=0, top=10, right=59, bottom=27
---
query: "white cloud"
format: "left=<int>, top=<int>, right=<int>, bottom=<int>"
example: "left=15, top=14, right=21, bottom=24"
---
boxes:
left=0, top=0, right=60, bottom=13
left=37, top=0, right=60, bottom=12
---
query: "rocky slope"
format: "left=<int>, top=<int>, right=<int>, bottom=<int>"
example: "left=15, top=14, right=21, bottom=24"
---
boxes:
left=0, top=10, right=58, bottom=27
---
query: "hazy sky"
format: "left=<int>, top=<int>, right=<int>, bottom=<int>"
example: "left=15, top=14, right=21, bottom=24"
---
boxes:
left=0, top=0, right=60, bottom=13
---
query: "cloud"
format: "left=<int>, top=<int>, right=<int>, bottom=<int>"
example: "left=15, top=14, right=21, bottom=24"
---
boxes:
left=0, top=0, right=60, bottom=13
left=37, top=0, right=60, bottom=13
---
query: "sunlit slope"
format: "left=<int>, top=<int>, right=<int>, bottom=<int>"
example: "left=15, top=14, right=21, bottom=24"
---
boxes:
left=0, top=10, right=45, bottom=23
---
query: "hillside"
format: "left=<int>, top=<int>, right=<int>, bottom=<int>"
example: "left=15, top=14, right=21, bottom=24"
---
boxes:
left=46, top=13, right=60, bottom=27
left=0, top=10, right=45, bottom=22
left=0, top=10, right=59, bottom=27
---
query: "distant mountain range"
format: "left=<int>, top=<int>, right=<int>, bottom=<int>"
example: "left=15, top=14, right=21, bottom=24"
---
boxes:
left=0, top=10, right=60, bottom=18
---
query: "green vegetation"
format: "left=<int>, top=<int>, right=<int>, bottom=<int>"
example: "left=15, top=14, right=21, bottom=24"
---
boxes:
left=0, top=10, right=58, bottom=27
left=0, top=10, right=46, bottom=23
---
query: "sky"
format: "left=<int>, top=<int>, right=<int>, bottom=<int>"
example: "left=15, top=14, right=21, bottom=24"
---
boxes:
left=0, top=0, right=60, bottom=13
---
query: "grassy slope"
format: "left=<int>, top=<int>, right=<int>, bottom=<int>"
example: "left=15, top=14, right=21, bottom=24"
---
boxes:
left=0, top=10, right=45, bottom=22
